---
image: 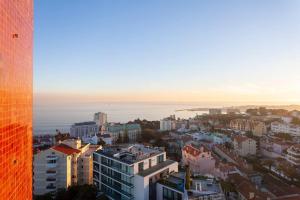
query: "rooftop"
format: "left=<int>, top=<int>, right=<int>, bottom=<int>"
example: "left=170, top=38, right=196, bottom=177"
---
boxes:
left=188, top=178, right=223, bottom=198
left=96, top=144, right=163, bottom=164
left=158, top=172, right=185, bottom=192
left=138, top=159, right=177, bottom=177
left=73, top=121, right=97, bottom=126
left=52, top=143, right=81, bottom=155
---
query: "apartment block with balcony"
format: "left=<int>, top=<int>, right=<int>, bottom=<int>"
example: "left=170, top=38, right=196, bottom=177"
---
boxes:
left=33, top=139, right=101, bottom=195
left=271, top=121, right=300, bottom=136
left=230, top=119, right=267, bottom=137
left=93, top=144, right=178, bottom=200
left=286, top=144, right=300, bottom=166
left=107, top=123, right=142, bottom=142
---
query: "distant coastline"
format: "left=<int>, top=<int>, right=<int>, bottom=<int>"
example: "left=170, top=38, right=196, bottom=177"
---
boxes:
left=176, top=105, right=300, bottom=112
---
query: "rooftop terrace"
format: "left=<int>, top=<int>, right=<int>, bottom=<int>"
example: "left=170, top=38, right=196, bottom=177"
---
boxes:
left=96, top=144, right=163, bottom=164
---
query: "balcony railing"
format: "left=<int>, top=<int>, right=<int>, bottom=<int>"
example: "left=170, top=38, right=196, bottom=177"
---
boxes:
left=101, top=180, right=133, bottom=199
left=101, top=170, right=133, bottom=187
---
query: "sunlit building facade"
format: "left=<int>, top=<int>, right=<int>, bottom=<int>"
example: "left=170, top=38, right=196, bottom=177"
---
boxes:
left=0, top=0, right=33, bottom=199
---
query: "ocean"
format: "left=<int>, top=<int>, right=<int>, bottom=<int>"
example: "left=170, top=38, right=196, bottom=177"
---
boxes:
left=33, top=102, right=209, bottom=135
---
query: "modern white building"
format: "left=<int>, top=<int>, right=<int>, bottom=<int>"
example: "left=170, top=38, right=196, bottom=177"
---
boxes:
left=93, top=144, right=178, bottom=200
left=94, top=112, right=108, bottom=126
left=271, top=121, right=300, bottom=136
left=286, top=144, right=300, bottom=166
left=33, top=139, right=101, bottom=195
left=233, top=135, right=256, bottom=156
left=70, top=121, right=99, bottom=138
left=160, top=118, right=176, bottom=131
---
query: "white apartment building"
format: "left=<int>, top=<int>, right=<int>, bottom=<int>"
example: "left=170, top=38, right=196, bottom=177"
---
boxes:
left=286, top=144, right=300, bottom=166
left=160, top=118, right=175, bottom=131
left=271, top=121, right=300, bottom=136
left=33, top=139, right=101, bottom=195
left=94, top=112, right=108, bottom=126
left=233, top=135, right=256, bottom=156
left=70, top=121, right=99, bottom=138
left=93, top=144, right=178, bottom=200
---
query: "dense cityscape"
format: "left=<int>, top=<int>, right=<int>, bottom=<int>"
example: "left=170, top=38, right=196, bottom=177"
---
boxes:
left=33, top=108, right=300, bottom=200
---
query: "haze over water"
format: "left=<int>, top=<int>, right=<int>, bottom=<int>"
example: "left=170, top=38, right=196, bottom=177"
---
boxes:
left=33, top=102, right=212, bottom=135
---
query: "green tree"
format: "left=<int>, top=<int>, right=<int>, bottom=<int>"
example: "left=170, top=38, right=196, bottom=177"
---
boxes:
left=123, top=129, right=129, bottom=143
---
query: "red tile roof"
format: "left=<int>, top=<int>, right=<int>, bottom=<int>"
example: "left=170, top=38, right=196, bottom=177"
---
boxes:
left=52, top=143, right=81, bottom=155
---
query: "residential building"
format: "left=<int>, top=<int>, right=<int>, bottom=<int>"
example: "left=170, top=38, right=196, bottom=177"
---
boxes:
left=156, top=173, right=185, bottom=200
left=286, top=144, right=300, bottom=166
left=33, top=139, right=101, bottom=195
left=271, top=121, right=300, bottom=136
left=182, top=144, right=216, bottom=175
left=160, top=118, right=175, bottom=131
left=0, top=0, right=33, bottom=199
left=233, top=135, right=256, bottom=156
left=230, top=119, right=267, bottom=137
left=94, top=112, right=108, bottom=126
left=107, top=123, right=141, bottom=142
left=209, top=108, right=222, bottom=115
left=93, top=144, right=178, bottom=200
left=70, top=121, right=99, bottom=138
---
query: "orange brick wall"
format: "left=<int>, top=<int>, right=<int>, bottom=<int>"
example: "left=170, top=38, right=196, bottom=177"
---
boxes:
left=0, top=0, right=33, bottom=199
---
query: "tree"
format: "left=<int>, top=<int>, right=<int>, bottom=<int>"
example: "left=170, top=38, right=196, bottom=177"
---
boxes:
left=185, top=165, right=191, bottom=190
left=123, top=129, right=129, bottom=143
left=116, top=133, right=123, bottom=144
left=98, top=138, right=106, bottom=146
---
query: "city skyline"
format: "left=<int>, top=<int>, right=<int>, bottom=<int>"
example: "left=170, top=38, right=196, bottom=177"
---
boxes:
left=34, top=0, right=300, bottom=104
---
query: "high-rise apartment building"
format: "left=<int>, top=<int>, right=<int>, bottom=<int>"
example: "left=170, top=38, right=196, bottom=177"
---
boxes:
left=0, top=0, right=33, bottom=199
left=94, top=112, right=108, bottom=126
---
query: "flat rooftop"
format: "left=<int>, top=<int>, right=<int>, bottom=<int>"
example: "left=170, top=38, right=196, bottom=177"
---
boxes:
left=96, top=144, right=163, bottom=164
left=138, top=160, right=177, bottom=177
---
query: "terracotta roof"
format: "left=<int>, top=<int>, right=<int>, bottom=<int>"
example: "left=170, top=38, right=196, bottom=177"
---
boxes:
left=52, top=143, right=81, bottom=155
left=182, top=144, right=209, bottom=157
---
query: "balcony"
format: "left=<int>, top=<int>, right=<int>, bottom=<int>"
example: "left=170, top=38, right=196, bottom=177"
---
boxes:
left=46, top=177, right=56, bottom=182
left=46, top=170, right=56, bottom=175
left=101, top=162, right=133, bottom=176
left=46, top=185, right=56, bottom=190
left=101, top=170, right=133, bottom=187
left=101, top=180, right=133, bottom=199
left=47, top=163, right=57, bottom=168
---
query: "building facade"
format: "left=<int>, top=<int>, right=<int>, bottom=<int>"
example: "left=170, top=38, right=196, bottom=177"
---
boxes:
left=233, top=136, right=256, bottom=156
left=93, top=144, right=178, bottom=200
left=107, top=123, right=141, bottom=142
left=160, top=118, right=174, bottom=131
left=33, top=139, right=101, bottom=195
left=70, top=121, right=99, bottom=138
left=271, top=121, right=300, bottom=136
left=0, top=0, right=33, bottom=199
left=286, top=144, right=300, bottom=166
left=94, top=112, right=108, bottom=126
left=182, top=144, right=216, bottom=175
left=230, top=119, right=267, bottom=137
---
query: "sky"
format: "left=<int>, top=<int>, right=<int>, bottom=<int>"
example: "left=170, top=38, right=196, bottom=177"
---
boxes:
left=34, top=0, right=300, bottom=104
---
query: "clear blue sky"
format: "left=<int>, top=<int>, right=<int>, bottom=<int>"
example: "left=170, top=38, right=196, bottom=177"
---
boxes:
left=34, top=0, right=300, bottom=103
